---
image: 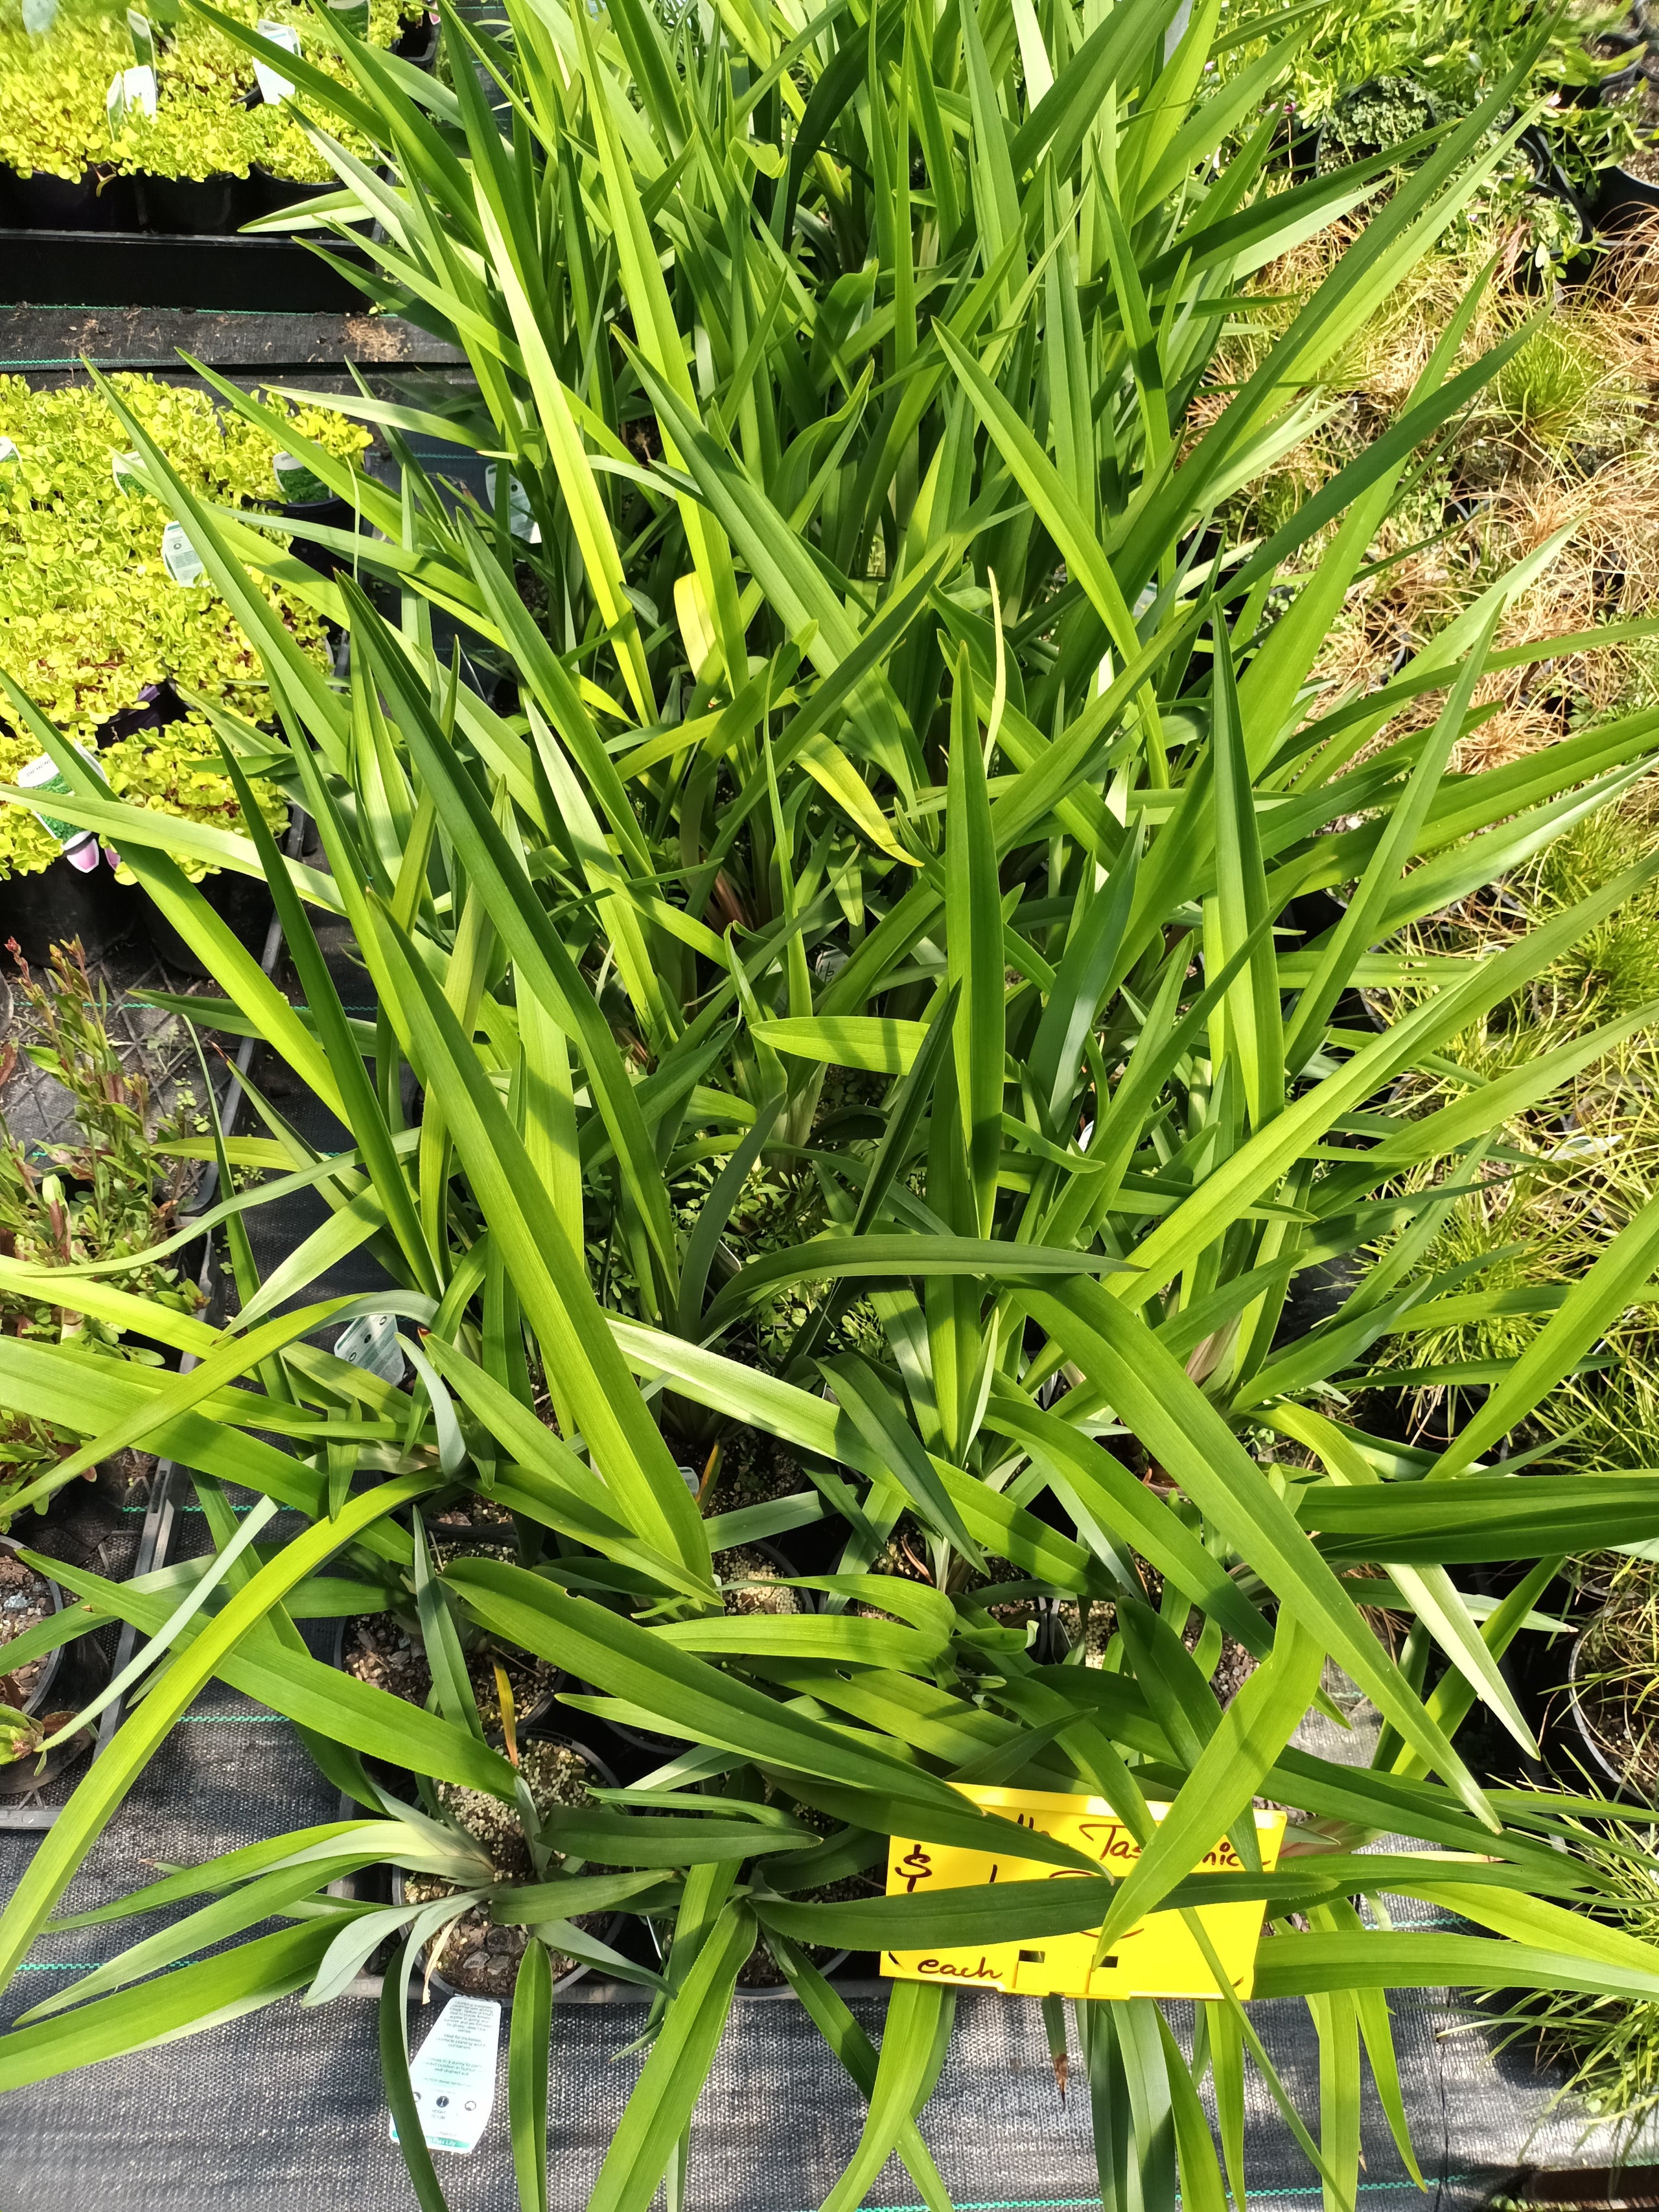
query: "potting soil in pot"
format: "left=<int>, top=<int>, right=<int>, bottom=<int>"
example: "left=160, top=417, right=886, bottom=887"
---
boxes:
left=405, top=1740, right=609, bottom=1996
left=0, top=1549, right=53, bottom=1703
left=343, top=1610, right=557, bottom=1723
left=712, top=1544, right=804, bottom=1615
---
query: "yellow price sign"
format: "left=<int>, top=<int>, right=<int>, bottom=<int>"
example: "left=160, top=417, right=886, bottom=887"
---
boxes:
left=881, top=1787, right=1286, bottom=2001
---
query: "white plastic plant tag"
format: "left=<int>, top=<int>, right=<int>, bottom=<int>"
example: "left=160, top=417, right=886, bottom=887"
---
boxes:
left=333, top=1311, right=406, bottom=1384
left=253, top=19, right=299, bottom=102
left=327, top=0, right=369, bottom=36
left=0, top=438, right=16, bottom=469
left=126, top=10, right=154, bottom=67
left=484, top=463, right=540, bottom=544
left=273, top=449, right=329, bottom=506
left=160, top=519, right=206, bottom=586
left=22, top=0, right=58, bottom=33
left=17, top=749, right=100, bottom=872
left=391, top=1997, right=499, bottom=2155
left=106, top=62, right=156, bottom=131
left=111, top=449, right=146, bottom=495
left=677, top=1464, right=700, bottom=1496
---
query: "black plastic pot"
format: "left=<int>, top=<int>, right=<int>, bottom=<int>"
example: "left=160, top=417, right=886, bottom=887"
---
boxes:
left=281, top=494, right=362, bottom=579
left=1562, top=1625, right=1655, bottom=1804
left=0, top=222, right=375, bottom=311
left=1590, top=163, right=1659, bottom=242
left=1557, top=29, right=1645, bottom=106
left=393, top=9, right=439, bottom=64
left=0, top=851, right=134, bottom=968
left=0, top=1539, right=84, bottom=1801
left=332, top=1602, right=565, bottom=1736
left=138, top=862, right=274, bottom=977
left=0, top=164, right=137, bottom=232
left=135, top=169, right=264, bottom=237
left=101, top=681, right=189, bottom=744
left=0, top=1539, right=63, bottom=1717
left=249, top=170, right=338, bottom=224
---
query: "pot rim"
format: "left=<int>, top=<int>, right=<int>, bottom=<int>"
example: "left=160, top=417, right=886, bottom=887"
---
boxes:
left=1564, top=1622, right=1657, bottom=1805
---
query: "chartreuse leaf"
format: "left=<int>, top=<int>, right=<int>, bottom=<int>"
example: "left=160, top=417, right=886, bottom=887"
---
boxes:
left=447, top=1561, right=1104, bottom=1875
left=338, top=585, right=676, bottom=1312
left=382, top=1933, right=454, bottom=2212
left=14, top=1862, right=375, bottom=2024
left=417, top=1336, right=710, bottom=1601
left=751, top=1016, right=931, bottom=1073
left=6, top=1292, right=364, bottom=1503
left=47, top=1822, right=391, bottom=1929
left=946, top=644, right=1005, bottom=1233
left=36, top=1555, right=516, bottom=1799
left=1159, top=2007, right=1229, bottom=2212
left=984, top=1389, right=1270, bottom=1655
left=820, top=1351, right=984, bottom=1565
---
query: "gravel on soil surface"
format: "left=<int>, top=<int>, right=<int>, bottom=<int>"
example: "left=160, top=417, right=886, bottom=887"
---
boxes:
left=712, top=1545, right=806, bottom=1617
left=343, top=1611, right=557, bottom=1725
left=0, top=1550, right=54, bottom=1704
left=406, top=1738, right=610, bottom=1997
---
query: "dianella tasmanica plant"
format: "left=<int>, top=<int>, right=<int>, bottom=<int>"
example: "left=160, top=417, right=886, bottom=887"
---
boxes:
left=6, top=1, right=1659, bottom=2209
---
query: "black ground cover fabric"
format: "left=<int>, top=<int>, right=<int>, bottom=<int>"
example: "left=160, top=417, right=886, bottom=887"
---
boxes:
left=0, top=1664, right=1632, bottom=2211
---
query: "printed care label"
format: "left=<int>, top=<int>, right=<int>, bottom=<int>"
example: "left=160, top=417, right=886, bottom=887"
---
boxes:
left=112, top=450, right=147, bottom=495
left=882, top=1788, right=1286, bottom=2002
left=391, top=1997, right=499, bottom=2155
left=333, top=1310, right=406, bottom=1384
left=160, top=518, right=206, bottom=586
left=253, top=19, right=300, bottom=102
left=273, top=449, right=330, bottom=506
left=106, top=62, right=157, bottom=131
left=484, top=463, right=539, bottom=544
left=17, top=748, right=101, bottom=872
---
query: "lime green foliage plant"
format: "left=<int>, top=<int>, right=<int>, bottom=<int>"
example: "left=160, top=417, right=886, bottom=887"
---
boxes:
left=100, top=711, right=289, bottom=883
left=1280, top=0, right=1639, bottom=173
left=0, top=940, right=203, bottom=1499
left=0, top=374, right=367, bottom=876
left=10, top=3, right=1659, bottom=2207
left=0, top=0, right=403, bottom=183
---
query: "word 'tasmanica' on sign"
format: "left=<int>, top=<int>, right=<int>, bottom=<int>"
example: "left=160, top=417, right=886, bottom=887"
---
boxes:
left=881, top=1786, right=1286, bottom=2001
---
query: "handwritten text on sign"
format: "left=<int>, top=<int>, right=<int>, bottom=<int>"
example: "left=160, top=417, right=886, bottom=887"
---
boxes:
left=881, top=1786, right=1286, bottom=2001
